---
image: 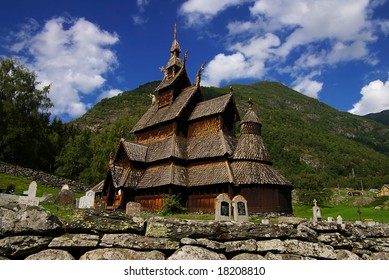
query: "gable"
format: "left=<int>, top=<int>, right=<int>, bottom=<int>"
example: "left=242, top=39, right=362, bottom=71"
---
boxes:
left=131, top=85, right=199, bottom=133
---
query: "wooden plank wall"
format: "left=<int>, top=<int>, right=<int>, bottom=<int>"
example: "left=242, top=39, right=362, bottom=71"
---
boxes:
left=188, top=116, right=220, bottom=137
left=136, top=122, right=175, bottom=144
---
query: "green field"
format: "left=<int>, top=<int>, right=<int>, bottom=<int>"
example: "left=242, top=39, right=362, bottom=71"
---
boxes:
left=293, top=202, right=389, bottom=223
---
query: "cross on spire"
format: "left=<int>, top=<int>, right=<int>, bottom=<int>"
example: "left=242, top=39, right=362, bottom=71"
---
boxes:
left=248, top=97, right=254, bottom=109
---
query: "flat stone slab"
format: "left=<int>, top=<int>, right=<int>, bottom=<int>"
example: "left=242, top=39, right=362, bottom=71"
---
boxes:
left=79, top=248, right=166, bottom=260
left=49, top=234, right=100, bottom=248
left=100, top=233, right=180, bottom=250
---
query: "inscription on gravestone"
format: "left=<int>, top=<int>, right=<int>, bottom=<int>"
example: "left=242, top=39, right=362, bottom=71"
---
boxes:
left=215, top=193, right=231, bottom=221
left=232, top=195, right=249, bottom=223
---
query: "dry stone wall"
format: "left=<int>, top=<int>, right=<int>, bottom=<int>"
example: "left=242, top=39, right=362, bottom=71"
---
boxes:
left=1, top=203, right=389, bottom=260
left=0, top=162, right=90, bottom=193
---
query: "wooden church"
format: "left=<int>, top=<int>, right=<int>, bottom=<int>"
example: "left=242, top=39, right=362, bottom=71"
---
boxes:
left=100, top=25, right=293, bottom=214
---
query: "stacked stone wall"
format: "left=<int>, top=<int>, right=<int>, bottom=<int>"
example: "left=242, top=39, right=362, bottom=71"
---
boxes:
left=1, top=203, right=389, bottom=260
left=0, top=162, right=90, bottom=193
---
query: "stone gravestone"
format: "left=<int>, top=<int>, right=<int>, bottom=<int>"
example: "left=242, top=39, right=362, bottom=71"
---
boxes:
left=23, top=181, right=37, bottom=197
left=336, top=215, right=343, bottom=225
left=79, top=190, right=95, bottom=209
left=55, top=188, right=75, bottom=209
left=61, top=184, right=70, bottom=191
left=19, top=181, right=39, bottom=206
left=232, top=195, right=249, bottom=223
left=312, top=199, right=322, bottom=222
left=126, top=202, right=141, bottom=217
left=215, top=193, right=231, bottom=221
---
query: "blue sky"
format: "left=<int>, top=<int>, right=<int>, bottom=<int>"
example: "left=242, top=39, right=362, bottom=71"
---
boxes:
left=1, top=0, right=389, bottom=122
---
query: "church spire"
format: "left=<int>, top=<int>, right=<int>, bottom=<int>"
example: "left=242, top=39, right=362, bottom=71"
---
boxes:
left=170, top=23, right=181, bottom=57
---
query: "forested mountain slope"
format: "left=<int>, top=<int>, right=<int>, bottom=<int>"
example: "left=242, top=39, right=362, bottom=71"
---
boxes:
left=71, top=81, right=389, bottom=189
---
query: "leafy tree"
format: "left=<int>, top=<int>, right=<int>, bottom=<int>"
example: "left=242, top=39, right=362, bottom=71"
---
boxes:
left=295, top=172, right=333, bottom=205
left=55, top=130, right=93, bottom=181
left=0, top=58, right=52, bottom=169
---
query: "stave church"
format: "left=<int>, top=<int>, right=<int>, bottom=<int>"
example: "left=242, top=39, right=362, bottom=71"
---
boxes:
left=99, top=25, right=293, bottom=214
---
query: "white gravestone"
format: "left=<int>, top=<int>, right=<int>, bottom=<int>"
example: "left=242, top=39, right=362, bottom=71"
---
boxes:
left=23, top=181, right=37, bottom=197
left=232, top=195, right=249, bottom=223
left=336, top=215, right=343, bottom=225
left=61, top=184, right=70, bottom=191
left=215, top=193, right=231, bottom=221
left=20, top=181, right=39, bottom=206
left=79, top=190, right=95, bottom=209
left=312, top=199, right=322, bottom=222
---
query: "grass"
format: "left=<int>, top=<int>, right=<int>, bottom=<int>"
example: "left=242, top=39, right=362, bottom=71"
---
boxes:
left=293, top=203, right=389, bottom=223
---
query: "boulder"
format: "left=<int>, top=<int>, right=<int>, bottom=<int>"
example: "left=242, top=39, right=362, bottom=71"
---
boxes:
left=168, top=245, right=226, bottom=260
left=66, top=209, right=145, bottom=234
left=257, top=239, right=286, bottom=253
left=231, top=253, right=265, bottom=260
left=265, top=252, right=316, bottom=260
left=25, top=249, right=75, bottom=260
left=369, top=252, right=389, bottom=260
left=336, top=250, right=360, bottom=260
left=0, top=236, right=52, bottom=258
left=196, top=238, right=226, bottom=250
left=79, top=248, right=166, bottom=260
left=0, top=203, right=63, bottom=237
left=284, top=239, right=336, bottom=259
left=224, top=239, right=257, bottom=253
left=100, top=233, right=180, bottom=250
left=317, top=232, right=353, bottom=249
left=291, top=223, right=318, bottom=242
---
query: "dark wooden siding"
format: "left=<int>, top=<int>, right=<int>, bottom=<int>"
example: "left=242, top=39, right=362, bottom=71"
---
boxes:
left=237, top=185, right=292, bottom=214
left=186, top=185, right=230, bottom=213
left=158, top=89, right=173, bottom=108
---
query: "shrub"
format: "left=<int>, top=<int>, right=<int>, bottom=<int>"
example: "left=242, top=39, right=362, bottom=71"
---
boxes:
left=159, top=194, right=185, bottom=216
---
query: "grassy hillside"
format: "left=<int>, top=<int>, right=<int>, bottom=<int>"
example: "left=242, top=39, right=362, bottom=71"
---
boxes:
left=71, top=81, right=389, bottom=190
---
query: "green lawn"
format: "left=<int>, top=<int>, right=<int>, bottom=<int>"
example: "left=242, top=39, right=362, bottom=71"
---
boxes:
left=293, top=202, right=389, bottom=223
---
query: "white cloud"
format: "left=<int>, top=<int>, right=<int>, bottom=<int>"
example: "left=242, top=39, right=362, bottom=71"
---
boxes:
left=349, top=77, right=389, bottom=115
left=179, top=0, right=244, bottom=26
left=97, top=89, right=122, bottom=101
left=203, top=33, right=280, bottom=86
left=136, top=0, right=149, bottom=11
left=8, top=17, right=119, bottom=119
left=292, top=75, right=323, bottom=99
left=203, top=34, right=280, bottom=86
left=132, top=0, right=149, bottom=25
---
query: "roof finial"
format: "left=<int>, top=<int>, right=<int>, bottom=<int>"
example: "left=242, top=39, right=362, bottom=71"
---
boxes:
left=183, top=50, right=188, bottom=65
left=195, top=63, right=205, bottom=86
left=248, top=97, right=254, bottom=109
left=174, top=22, right=177, bottom=41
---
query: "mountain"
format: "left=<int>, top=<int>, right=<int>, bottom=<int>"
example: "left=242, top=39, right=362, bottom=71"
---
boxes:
left=72, top=81, right=389, bottom=189
left=363, top=110, right=389, bottom=126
